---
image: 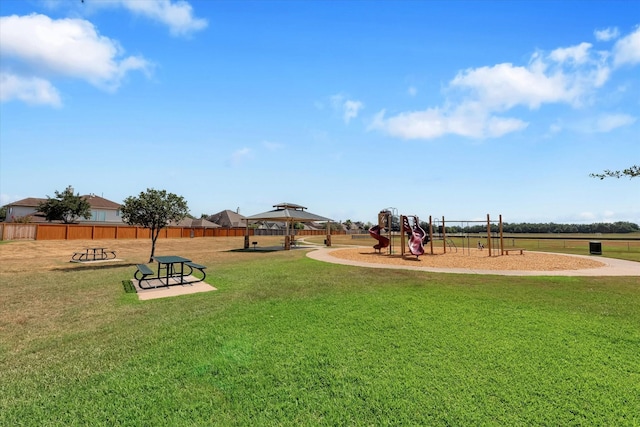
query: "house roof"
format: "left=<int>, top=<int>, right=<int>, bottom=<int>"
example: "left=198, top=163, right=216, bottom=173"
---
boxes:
left=4, top=197, right=45, bottom=207
left=173, top=217, right=220, bottom=228
left=207, top=209, right=246, bottom=228
left=80, top=195, right=121, bottom=209
left=5, top=195, right=121, bottom=209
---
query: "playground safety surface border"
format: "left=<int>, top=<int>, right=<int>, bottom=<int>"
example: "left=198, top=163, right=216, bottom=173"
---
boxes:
left=306, top=247, right=640, bottom=277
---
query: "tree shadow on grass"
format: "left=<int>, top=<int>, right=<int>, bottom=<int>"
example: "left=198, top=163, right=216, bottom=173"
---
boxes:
left=227, top=248, right=282, bottom=253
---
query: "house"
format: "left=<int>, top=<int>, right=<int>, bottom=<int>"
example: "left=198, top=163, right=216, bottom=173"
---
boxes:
left=3, top=194, right=123, bottom=223
left=173, top=218, right=220, bottom=228
left=2, top=198, right=44, bottom=222
left=207, top=209, right=246, bottom=228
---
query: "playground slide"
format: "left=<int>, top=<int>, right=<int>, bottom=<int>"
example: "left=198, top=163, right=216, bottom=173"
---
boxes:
left=402, top=216, right=426, bottom=257
left=369, top=225, right=390, bottom=250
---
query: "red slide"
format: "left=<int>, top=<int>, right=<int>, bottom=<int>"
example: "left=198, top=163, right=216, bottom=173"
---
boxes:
left=369, top=225, right=390, bottom=250
left=402, top=216, right=425, bottom=257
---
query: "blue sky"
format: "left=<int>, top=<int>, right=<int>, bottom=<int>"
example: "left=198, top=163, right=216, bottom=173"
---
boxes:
left=1, top=0, right=639, bottom=225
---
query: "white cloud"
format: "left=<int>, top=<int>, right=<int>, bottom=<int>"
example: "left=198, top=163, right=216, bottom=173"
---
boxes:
left=0, top=72, right=61, bottom=106
left=116, top=0, right=208, bottom=37
left=343, top=100, right=364, bottom=124
left=229, top=148, right=252, bottom=166
left=613, top=26, right=640, bottom=67
left=549, top=42, right=592, bottom=65
left=578, top=211, right=596, bottom=221
left=450, top=61, right=573, bottom=110
left=594, top=113, right=636, bottom=132
left=568, top=113, right=636, bottom=134
left=548, top=122, right=563, bottom=135
left=0, top=13, right=152, bottom=105
left=369, top=105, right=528, bottom=140
left=371, top=28, right=640, bottom=140
left=594, top=27, right=619, bottom=42
left=330, top=94, right=364, bottom=124
left=262, top=141, right=284, bottom=151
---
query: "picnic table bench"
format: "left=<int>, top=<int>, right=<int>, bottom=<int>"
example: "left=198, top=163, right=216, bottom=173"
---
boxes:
left=185, top=261, right=207, bottom=282
left=71, top=247, right=116, bottom=262
left=134, top=256, right=207, bottom=289
left=504, top=248, right=526, bottom=255
left=134, top=263, right=155, bottom=284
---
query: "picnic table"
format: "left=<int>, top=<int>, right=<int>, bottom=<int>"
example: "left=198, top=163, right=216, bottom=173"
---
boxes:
left=135, top=255, right=207, bottom=289
left=71, top=247, right=116, bottom=262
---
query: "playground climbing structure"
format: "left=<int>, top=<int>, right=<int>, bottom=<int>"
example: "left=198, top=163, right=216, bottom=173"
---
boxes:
left=401, top=215, right=428, bottom=258
left=369, top=210, right=392, bottom=253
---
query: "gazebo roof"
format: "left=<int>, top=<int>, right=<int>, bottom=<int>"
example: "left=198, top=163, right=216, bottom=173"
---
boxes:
left=272, top=202, right=307, bottom=210
left=245, top=202, right=332, bottom=223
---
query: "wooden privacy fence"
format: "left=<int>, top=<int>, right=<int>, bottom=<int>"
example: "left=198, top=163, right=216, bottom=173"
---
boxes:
left=0, top=223, right=253, bottom=241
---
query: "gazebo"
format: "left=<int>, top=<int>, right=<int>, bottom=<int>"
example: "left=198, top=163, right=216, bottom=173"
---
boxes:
left=244, top=202, right=333, bottom=250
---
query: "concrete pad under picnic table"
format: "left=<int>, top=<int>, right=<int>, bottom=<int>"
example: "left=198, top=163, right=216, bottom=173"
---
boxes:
left=132, top=275, right=217, bottom=300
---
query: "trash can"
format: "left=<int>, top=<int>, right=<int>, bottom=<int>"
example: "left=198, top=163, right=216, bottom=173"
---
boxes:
left=589, top=241, right=602, bottom=255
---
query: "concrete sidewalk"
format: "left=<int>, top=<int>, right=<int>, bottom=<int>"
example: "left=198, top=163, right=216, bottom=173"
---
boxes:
left=307, top=248, right=640, bottom=277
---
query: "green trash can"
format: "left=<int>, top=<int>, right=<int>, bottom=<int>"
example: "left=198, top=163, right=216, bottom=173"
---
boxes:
left=589, top=241, right=602, bottom=255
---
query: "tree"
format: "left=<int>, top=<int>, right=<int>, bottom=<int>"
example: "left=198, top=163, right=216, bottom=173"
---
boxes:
left=37, top=186, right=91, bottom=223
left=590, top=165, right=639, bottom=180
left=121, top=189, right=189, bottom=262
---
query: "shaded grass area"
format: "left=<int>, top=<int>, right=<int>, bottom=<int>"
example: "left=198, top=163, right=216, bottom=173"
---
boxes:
left=1, top=246, right=639, bottom=425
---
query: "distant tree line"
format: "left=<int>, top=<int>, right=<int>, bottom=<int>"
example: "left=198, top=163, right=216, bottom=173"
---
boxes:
left=420, top=221, right=640, bottom=234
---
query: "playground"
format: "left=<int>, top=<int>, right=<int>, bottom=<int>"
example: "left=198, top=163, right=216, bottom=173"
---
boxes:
left=310, top=209, right=640, bottom=275
left=318, top=245, right=606, bottom=272
left=305, top=244, right=640, bottom=277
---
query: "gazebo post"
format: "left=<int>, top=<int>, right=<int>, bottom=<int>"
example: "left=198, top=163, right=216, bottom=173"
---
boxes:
left=284, top=221, right=291, bottom=250
left=326, top=221, right=331, bottom=247
left=244, top=220, right=250, bottom=249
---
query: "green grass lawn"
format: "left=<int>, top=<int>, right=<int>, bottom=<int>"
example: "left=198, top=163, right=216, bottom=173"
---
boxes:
left=1, top=243, right=639, bottom=426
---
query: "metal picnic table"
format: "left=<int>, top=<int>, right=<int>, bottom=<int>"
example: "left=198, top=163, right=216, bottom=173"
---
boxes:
left=71, top=247, right=116, bottom=262
left=153, top=255, right=191, bottom=286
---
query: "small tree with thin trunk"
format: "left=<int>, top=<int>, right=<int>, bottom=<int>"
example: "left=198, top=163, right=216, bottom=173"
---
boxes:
left=121, top=189, right=189, bottom=262
left=37, top=185, right=91, bottom=223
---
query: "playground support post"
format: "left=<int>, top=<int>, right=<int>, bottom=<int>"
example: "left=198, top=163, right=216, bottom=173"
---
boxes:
left=499, top=214, right=504, bottom=255
left=400, top=215, right=406, bottom=257
left=429, top=215, right=434, bottom=255
left=442, top=216, right=446, bottom=254
left=487, top=214, right=492, bottom=256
